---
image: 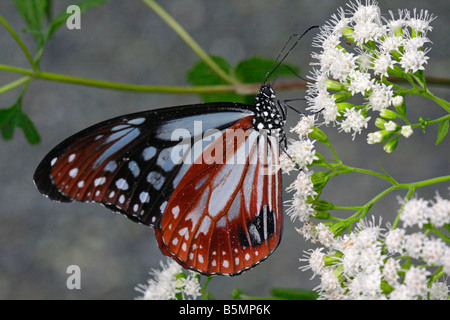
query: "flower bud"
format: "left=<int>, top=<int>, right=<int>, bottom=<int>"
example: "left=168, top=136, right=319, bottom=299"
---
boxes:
left=387, top=64, right=405, bottom=78
left=311, top=171, right=330, bottom=191
left=383, top=137, right=398, bottom=153
left=309, top=126, right=329, bottom=143
left=336, top=102, right=355, bottom=114
left=375, top=118, right=387, bottom=129
left=326, top=80, right=347, bottom=92
left=332, top=91, right=352, bottom=103
left=313, top=210, right=330, bottom=220
left=313, top=199, right=335, bottom=211
left=380, top=109, right=400, bottom=119
left=325, top=221, right=348, bottom=237
left=400, top=125, right=413, bottom=138
left=391, top=96, right=406, bottom=116
left=384, top=120, right=399, bottom=132
left=377, top=130, right=396, bottom=142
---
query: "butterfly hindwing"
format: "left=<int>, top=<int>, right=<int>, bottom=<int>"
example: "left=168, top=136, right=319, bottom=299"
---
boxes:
left=33, top=103, right=255, bottom=227
left=156, top=116, right=283, bottom=275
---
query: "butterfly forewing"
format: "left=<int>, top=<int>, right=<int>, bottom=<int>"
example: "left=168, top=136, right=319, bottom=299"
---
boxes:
left=156, top=116, right=282, bottom=275
left=33, top=104, right=254, bottom=227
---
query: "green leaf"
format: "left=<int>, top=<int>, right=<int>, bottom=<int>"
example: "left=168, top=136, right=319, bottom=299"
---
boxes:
left=234, top=56, right=300, bottom=104
left=187, top=56, right=243, bottom=103
left=235, top=56, right=298, bottom=84
left=13, top=0, right=50, bottom=47
left=0, top=102, right=40, bottom=144
left=16, top=111, right=40, bottom=144
left=46, top=0, right=113, bottom=39
left=436, top=119, right=449, bottom=145
left=270, top=288, right=318, bottom=300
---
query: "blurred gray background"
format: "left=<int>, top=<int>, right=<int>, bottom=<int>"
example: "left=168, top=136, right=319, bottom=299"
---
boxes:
left=0, top=0, right=448, bottom=299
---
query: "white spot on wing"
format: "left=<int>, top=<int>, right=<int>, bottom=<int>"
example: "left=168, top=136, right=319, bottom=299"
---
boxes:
left=68, top=154, right=76, bottom=163
left=128, top=117, right=145, bottom=125
left=128, top=161, right=140, bottom=177
left=142, top=146, right=157, bottom=161
left=139, top=192, right=150, bottom=203
left=94, top=177, right=106, bottom=186
left=116, top=178, right=129, bottom=190
left=104, top=160, right=117, bottom=172
left=69, top=168, right=78, bottom=178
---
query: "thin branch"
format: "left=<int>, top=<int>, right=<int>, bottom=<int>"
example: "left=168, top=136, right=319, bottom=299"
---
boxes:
left=0, top=14, right=35, bottom=68
left=142, top=0, right=236, bottom=84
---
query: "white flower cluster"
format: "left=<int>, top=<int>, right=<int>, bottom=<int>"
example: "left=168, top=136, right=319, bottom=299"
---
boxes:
left=306, top=0, right=435, bottom=143
left=280, top=115, right=319, bottom=222
left=299, top=194, right=450, bottom=300
left=135, top=259, right=202, bottom=300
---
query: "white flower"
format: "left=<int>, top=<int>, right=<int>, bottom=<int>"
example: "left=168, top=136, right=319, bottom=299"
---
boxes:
left=383, top=258, right=401, bottom=286
left=347, top=0, right=380, bottom=24
left=390, top=284, right=414, bottom=300
left=379, top=35, right=404, bottom=53
left=428, top=194, right=450, bottom=227
left=317, top=268, right=341, bottom=293
left=400, top=125, right=413, bottom=138
left=407, top=8, right=436, bottom=34
left=285, top=138, right=319, bottom=170
left=383, top=9, right=407, bottom=33
left=421, top=238, right=447, bottom=266
left=385, top=228, right=405, bottom=254
left=429, top=282, right=449, bottom=300
left=286, top=195, right=315, bottom=222
left=296, top=220, right=315, bottom=241
left=400, top=197, right=430, bottom=228
left=372, top=52, right=395, bottom=77
left=403, top=35, right=431, bottom=52
left=404, top=266, right=430, bottom=297
left=403, top=232, right=426, bottom=259
left=299, top=248, right=326, bottom=278
left=367, top=83, right=394, bottom=111
left=384, top=120, right=397, bottom=132
left=182, top=273, right=202, bottom=299
left=367, top=131, right=383, bottom=144
left=400, top=48, right=430, bottom=73
left=279, top=153, right=296, bottom=175
left=325, top=7, right=349, bottom=35
left=391, top=95, right=404, bottom=107
left=306, top=91, right=338, bottom=124
left=286, top=171, right=317, bottom=199
left=339, top=107, right=371, bottom=139
left=315, top=223, right=335, bottom=247
left=347, top=70, right=374, bottom=95
left=290, top=115, right=316, bottom=137
left=135, top=259, right=202, bottom=300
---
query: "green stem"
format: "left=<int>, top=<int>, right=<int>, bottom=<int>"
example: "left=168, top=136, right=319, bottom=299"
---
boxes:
left=0, top=64, right=233, bottom=94
left=340, top=164, right=398, bottom=185
left=0, top=76, right=30, bottom=94
left=0, top=14, right=35, bottom=68
left=422, top=89, right=450, bottom=113
left=348, top=175, right=450, bottom=223
left=410, top=114, right=450, bottom=129
left=142, top=0, right=236, bottom=84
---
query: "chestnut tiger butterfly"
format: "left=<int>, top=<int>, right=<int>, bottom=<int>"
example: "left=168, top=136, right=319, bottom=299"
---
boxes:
left=33, top=28, right=317, bottom=276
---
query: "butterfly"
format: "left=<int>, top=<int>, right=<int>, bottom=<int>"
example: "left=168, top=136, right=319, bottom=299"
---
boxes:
left=33, top=28, right=318, bottom=276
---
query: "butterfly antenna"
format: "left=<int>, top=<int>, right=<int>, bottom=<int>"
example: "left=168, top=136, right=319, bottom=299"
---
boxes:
left=283, top=65, right=309, bottom=82
left=263, top=25, right=319, bottom=85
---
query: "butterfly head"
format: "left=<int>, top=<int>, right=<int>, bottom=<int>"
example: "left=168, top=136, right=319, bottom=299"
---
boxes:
left=253, top=84, right=286, bottom=132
